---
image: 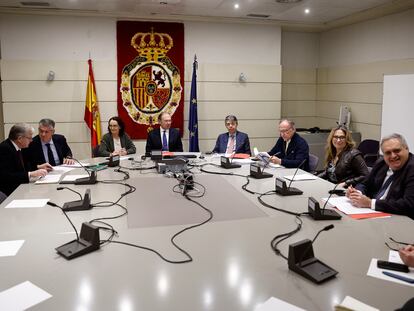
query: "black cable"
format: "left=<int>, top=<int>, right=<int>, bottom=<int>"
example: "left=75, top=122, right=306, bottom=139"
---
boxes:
left=56, top=186, right=83, bottom=200
left=271, top=215, right=303, bottom=260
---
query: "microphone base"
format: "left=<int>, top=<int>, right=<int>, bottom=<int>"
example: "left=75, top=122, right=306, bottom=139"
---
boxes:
left=308, top=206, right=342, bottom=220
left=249, top=171, right=273, bottom=179
left=74, top=177, right=97, bottom=185
left=288, top=239, right=338, bottom=284
left=62, top=200, right=91, bottom=212
left=275, top=187, right=303, bottom=196
left=56, top=222, right=100, bottom=260
left=220, top=163, right=241, bottom=169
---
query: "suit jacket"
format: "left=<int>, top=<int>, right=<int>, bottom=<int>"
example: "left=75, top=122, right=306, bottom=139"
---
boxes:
left=212, top=131, right=251, bottom=155
left=356, top=153, right=414, bottom=219
left=146, top=128, right=183, bottom=154
left=24, top=134, right=72, bottom=170
left=0, top=139, right=30, bottom=196
left=98, top=132, right=136, bottom=157
left=268, top=132, right=310, bottom=171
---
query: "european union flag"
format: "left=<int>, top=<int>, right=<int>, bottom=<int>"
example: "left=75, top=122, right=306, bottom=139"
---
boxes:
left=188, top=55, right=199, bottom=152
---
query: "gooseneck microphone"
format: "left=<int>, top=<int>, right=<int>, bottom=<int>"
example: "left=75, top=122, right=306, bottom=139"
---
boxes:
left=308, top=182, right=342, bottom=220
left=287, top=158, right=307, bottom=190
left=299, top=224, right=334, bottom=267
left=47, top=201, right=80, bottom=240
left=57, top=186, right=82, bottom=200
left=64, top=157, right=97, bottom=185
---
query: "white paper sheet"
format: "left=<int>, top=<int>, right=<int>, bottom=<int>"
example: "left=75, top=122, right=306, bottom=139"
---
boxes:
left=52, top=166, right=76, bottom=174
left=337, top=296, right=379, bottom=311
left=232, top=158, right=254, bottom=164
left=0, top=240, right=25, bottom=257
left=60, top=162, right=89, bottom=168
left=254, top=297, right=306, bottom=311
left=367, top=258, right=414, bottom=287
left=34, top=174, right=62, bottom=184
left=4, top=199, right=49, bottom=209
left=0, top=281, right=52, bottom=310
left=389, top=250, right=404, bottom=264
left=323, top=197, right=380, bottom=215
left=283, top=173, right=317, bottom=181
left=60, top=174, right=89, bottom=182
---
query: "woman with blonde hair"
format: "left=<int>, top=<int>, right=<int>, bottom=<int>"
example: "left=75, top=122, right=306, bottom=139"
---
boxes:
left=318, top=126, right=368, bottom=187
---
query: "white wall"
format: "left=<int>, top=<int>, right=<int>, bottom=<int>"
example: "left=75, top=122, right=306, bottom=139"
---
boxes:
left=319, top=9, right=414, bottom=67
left=0, top=14, right=282, bottom=158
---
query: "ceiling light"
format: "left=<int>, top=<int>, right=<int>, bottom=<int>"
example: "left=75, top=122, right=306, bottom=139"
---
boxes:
left=304, top=8, right=310, bottom=14
left=234, top=3, right=239, bottom=9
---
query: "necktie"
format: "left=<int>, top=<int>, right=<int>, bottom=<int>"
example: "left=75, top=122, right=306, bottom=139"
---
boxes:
left=162, top=131, right=168, bottom=151
left=46, top=143, right=56, bottom=166
left=16, top=150, right=25, bottom=171
left=226, top=135, right=235, bottom=154
left=375, top=174, right=394, bottom=199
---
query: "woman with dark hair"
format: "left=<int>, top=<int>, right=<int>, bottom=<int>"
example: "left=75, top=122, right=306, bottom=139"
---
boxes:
left=318, top=126, right=368, bottom=187
left=98, top=116, right=136, bottom=157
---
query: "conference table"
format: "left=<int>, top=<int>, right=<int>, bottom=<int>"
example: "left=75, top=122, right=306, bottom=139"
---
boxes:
left=0, top=155, right=413, bottom=311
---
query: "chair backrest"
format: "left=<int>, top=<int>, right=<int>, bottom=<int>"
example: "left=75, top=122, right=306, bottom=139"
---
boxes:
left=92, top=144, right=100, bottom=158
left=357, top=139, right=380, bottom=167
left=0, top=191, right=7, bottom=204
left=308, top=153, right=319, bottom=172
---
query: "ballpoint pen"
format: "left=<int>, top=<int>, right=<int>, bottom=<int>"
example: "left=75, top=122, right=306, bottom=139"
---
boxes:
left=382, top=271, right=414, bottom=284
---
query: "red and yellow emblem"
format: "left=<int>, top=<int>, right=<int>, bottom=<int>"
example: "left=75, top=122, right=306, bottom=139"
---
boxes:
left=120, top=28, right=182, bottom=130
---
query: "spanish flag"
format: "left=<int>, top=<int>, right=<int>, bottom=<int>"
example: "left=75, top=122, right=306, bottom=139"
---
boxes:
left=84, top=59, right=101, bottom=151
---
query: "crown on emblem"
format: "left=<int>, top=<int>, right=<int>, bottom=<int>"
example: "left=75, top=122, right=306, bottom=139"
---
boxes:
left=131, top=28, right=173, bottom=61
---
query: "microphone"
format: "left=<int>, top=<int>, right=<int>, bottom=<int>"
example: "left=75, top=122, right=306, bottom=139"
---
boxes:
left=47, top=201, right=79, bottom=240
left=287, top=224, right=338, bottom=283
left=66, top=157, right=97, bottom=185
left=299, top=224, right=334, bottom=267
left=220, top=152, right=241, bottom=169
left=57, top=186, right=82, bottom=200
left=308, top=183, right=342, bottom=220
left=57, top=187, right=92, bottom=212
left=48, top=200, right=100, bottom=260
left=286, top=158, right=307, bottom=190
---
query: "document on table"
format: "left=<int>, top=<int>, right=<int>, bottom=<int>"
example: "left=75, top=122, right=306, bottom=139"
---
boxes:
left=60, top=162, right=89, bottom=168
left=34, top=174, right=62, bottom=184
left=336, top=296, right=379, bottom=311
left=4, top=199, right=49, bottom=209
left=283, top=173, right=317, bottom=181
left=254, top=297, right=306, bottom=311
left=323, top=197, right=380, bottom=215
left=0, top=240, right=25, bottom=257
left=0, top=281, right=52, bottom=310
left=232, top=158, right=254, bottom=164
left=52, top=166, right=76, bottom=174
left=60, top=174, right=89, bottom=182
left=367, top=258, right=414, bottom=287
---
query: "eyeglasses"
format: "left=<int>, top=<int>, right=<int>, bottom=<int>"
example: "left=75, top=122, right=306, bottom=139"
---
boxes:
left=385, top=237, right=412, bottom=251
left=333, top=136, right=346, bottom=140
left=279, top=128, right=292, bottom=134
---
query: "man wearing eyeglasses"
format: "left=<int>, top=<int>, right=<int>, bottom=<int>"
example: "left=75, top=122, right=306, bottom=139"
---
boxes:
left=0, top=123, right=51, bottom=196
left=268, top=119, right=310, bottom=171
left=25, top=118, right=75, bottom=170
left=347, top=133, right=414, bottom=219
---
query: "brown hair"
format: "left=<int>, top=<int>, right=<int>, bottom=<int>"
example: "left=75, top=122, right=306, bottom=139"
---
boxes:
left=324, top=126, right=355, bottom=165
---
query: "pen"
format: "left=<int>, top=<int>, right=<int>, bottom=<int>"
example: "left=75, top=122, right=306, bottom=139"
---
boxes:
left=382, top=271, right=414, bottom=284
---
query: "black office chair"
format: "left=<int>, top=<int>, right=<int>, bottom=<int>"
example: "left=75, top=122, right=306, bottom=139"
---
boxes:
left=308, top=153, right=319, bottom=174
left=357, top=139, right=379, bottom=167
left=92, top=144, right=100, bottom=158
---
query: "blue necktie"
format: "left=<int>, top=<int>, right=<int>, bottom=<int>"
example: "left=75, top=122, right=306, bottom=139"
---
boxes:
left=46, top=143, right=56, bottom=166
left=375, top=174, right=394, bottom=199
left=162, top=130, right=168, bottom=151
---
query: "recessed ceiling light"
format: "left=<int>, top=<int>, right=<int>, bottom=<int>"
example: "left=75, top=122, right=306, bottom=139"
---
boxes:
left=234, top=3, right=239, bottom=9
left=304, top=8, right=310, bottom=14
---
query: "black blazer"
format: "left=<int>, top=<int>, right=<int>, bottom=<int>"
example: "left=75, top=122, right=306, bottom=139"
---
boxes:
left=24, top=134, right=72, bottom=170
left=356, top=153, right=414, bottom=219
left=145, top=128, right=183, bottom=154
left=0, top=139, right=30, bottom=196
left=268, top=132, right=310, bottom=171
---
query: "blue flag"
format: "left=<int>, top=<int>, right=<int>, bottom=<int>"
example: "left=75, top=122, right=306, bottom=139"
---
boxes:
left=188, top=55, right=199, bottom=152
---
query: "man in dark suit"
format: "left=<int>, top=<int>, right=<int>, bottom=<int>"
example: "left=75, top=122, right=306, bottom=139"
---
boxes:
left=347, top=133, right=414, bottom=219
left=145, top=112, right=183, bottom=154
left=268, top=119, right=309, bottom=171
left=212, top=115, right=251, bottom=155
left=0, top=123, right=50, bottom=196
left=25, top=118, right=74, bottom=170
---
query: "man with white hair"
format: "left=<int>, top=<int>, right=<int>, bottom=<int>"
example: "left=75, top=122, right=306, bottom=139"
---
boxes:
left=0, top=123, right=51, bottom=196
left=347, top=133, right=414, bottom=219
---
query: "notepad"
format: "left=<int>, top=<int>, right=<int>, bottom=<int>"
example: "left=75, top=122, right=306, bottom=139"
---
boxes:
left=254, top=297, right=306, bottom=311
left=0, top=281, right=52, bottom=310
left=283, top=173, right=317, bottom=181
left=0, top=240, right=25, bottom=257
left=4, top=199, right=49, bottom=209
